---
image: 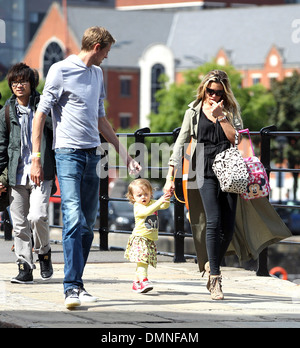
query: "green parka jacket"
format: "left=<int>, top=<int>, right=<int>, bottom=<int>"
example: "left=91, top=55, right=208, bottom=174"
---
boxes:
left=169, top=99, right=292, bottom=273
left=0, top=90, right=56, bottom=187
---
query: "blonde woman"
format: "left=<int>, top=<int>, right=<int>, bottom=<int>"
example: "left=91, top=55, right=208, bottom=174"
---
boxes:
left=164, top=70, right=242, bottom=300
left=164, top=70, right=291, bottom=301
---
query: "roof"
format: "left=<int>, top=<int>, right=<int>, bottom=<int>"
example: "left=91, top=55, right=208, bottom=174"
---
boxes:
left=67, top=6, right=174, bottom=68
left=67, top=4, right=300, bottom=69
left=170, top=4, right=300, bottom=69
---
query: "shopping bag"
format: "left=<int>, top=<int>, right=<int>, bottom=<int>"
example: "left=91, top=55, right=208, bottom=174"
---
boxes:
left=239, top=129, right=270, bottom=200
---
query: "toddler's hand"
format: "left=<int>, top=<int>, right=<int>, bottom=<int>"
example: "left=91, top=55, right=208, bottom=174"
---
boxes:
left=161, top=192, right=171, bottom=203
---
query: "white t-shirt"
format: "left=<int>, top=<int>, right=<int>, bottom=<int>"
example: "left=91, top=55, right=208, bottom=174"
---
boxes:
left=37, top=54, right=106, bottom=149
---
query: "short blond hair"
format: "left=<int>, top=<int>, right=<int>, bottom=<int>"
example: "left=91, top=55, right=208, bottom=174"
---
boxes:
left=126, top=179, right=153, bottom=204
left=81, top=26, right=116, bottom=51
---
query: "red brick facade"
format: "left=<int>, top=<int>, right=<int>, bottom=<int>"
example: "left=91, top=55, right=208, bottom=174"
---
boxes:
left=215, top=46, right=299, bottom=89
left=116, top=0, right=285, bottom=8
left=105, top=69, right=140, bottom=130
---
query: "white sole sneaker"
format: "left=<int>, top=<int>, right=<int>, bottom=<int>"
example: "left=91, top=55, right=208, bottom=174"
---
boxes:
left=65, top=298, right=81, bottom=309
left=65, top=289, right=81, bottom=309
left=140, top=281, right=153, bottom=294
left=79, top=289, right=98, bottom=303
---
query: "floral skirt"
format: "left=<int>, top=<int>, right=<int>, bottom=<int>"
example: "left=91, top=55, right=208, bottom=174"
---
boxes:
left=124, top=235, right=157, bottom=268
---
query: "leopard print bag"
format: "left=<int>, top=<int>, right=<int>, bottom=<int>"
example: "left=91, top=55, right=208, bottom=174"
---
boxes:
left=212, top=131, right=249, bottom=194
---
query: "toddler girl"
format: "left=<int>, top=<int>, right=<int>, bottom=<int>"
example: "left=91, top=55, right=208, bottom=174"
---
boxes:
left=125, top=179, right=170, bottom=293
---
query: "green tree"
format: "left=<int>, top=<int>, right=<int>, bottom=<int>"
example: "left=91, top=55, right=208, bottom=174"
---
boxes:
left=0, top=78, right=11, bottom=107
left=241, top=84, right=276, bottom=131
left=269, top=71, right=300, bottom=201
left=149, top=62, right=275, bottom=133
left=269, top=71, right=300, bottom=130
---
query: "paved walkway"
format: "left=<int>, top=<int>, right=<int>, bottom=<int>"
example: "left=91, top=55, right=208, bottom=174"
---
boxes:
left=0, top=238, right=299, bottom=328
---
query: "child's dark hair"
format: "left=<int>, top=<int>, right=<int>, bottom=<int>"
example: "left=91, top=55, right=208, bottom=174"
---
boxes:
left=126, top=179, right=153, bottom=204
left=7, top=62, right=36, bottom=94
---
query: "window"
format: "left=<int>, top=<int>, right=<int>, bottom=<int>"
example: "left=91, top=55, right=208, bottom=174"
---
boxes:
left=268, top=73, right=279, bottom=87
left=119, top=113, right=132, bottom=129
left=151, top=64, right=165, bottom=114
left=43, top=42, right=64, bottom=78
left=120, top=76, right=131, bottom=97
left=252, top=77, right=261, bottom=85
left=269, top=77, right=277, bottom=87
left=251, top=73, right=262, bottom=86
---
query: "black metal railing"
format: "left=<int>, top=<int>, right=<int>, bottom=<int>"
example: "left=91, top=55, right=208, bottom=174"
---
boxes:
left=3, top=125, right=298, bottom=276
left=98, top=127, right=188, bottom=262
left=254, top=126, right=300, bottom=275
left=98, top=125, right=300, bottom=274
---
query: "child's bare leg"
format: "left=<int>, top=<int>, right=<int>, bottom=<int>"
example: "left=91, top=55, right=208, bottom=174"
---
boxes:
left=136, top=262, right=148, bottom=282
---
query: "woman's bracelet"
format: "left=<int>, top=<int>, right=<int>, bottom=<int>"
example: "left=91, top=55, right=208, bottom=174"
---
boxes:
left=217, top=115, right=227, bottom=122
left=167, top=176, right=174, bottom=181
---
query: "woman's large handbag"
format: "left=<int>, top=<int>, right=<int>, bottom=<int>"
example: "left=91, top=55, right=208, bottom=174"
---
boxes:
left=212, top=131, right=249, bottom=194
left=239, top=129, right=270, bottom=200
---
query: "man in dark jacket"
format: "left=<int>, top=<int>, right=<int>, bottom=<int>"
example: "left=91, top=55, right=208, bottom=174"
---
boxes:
left=0, top=63, right=56, bottom=284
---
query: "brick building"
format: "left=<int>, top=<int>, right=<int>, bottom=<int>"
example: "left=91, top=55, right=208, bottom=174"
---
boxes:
left=116, top=0, right=288, bottom=11
left=23, top=2, right=300, bottom=128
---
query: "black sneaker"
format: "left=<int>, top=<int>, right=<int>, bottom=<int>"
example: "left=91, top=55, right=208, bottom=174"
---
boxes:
left=11, top=262, right=34, bottom=284
left=65, top=288, right=81, bottom=309
left=38, top=249, right=53, bottom=281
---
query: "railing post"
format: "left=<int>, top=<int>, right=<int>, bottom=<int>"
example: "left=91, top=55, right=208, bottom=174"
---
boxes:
left=99, top=135, right=109, bottom=251
left=172, top=127, right=186, bottom=263
left=256, top=125, right=277, bottom=276
left=134, top=127, right=150, bottom=178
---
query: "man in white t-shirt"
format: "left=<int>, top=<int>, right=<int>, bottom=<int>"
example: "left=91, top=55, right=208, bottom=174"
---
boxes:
left=30, top=26, right=141, bottom=309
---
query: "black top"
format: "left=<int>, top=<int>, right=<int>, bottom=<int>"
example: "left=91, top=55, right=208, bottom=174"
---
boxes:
left=197, top=109, right=231, bottom=177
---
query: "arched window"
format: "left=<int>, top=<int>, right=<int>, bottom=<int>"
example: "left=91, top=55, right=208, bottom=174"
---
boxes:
left=43, top=42, right=64, bottom=78
left=151, top=64, right=165, bottom=114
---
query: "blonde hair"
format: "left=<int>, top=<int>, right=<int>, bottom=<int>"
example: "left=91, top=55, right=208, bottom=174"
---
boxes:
left=196, top=70, right=243, bottom=130
left=81, top=26, right=116, bottom=51
left=126, top=179, right=153, bottom=204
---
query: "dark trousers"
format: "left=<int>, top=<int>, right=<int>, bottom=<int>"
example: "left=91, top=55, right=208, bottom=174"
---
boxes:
left=199, top=177, right=237, bottom=275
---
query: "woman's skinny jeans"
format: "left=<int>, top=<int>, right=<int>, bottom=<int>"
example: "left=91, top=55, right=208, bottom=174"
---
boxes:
left=199, top=177, right=237, bottom=275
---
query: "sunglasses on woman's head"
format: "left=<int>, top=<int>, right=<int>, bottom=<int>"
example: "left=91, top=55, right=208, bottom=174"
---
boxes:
left=206, top=87, right=224, bottom=97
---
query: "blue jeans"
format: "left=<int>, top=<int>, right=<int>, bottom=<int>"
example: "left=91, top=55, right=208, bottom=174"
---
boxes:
left=55, top=148, right=100, bottom=293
